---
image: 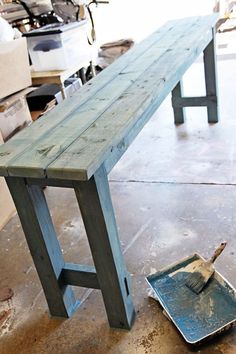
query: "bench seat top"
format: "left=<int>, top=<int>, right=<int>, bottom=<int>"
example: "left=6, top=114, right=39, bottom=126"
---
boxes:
left=0, top=14, right=218, bottom=181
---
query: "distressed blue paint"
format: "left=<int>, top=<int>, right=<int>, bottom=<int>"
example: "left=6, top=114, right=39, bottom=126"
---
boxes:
left=0, top=15, right=220, bottom=330
left=147, top=255, right=236, bottom=344
left=74, top=165, right=135, bottom=329
left=6, top=177, right=80, bottom=318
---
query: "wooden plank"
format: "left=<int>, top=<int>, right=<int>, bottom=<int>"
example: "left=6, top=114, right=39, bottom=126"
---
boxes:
left=6, top=177, right=80, bottom=317
left=5, top=18, right=201, bottom=178
left=61, top=263, right=100, bottom=289
left=203, top=29, right=219, bottom=123
left=74, top=165, right=135, bottom=329
left=0, top=19, right=180, bottom=177
left=171, top=81, right=186, bottom=124
left=26, top=177, right=74, bottom=188
left=0, top=15, right=217, bottom=178
left=47, top=20, right=215, bottom=181
left=172, top=95, right=217, bottom=107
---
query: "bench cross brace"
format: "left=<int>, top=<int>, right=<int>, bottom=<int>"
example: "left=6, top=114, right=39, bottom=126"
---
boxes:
left=6, top=164, right=135, bottom=329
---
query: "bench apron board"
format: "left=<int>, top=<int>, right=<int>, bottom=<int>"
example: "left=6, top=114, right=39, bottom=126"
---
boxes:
left=0, top=14, right=219, bottom=329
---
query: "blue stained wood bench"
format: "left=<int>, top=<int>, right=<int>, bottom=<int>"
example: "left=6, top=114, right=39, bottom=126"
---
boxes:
left=0, top=14, right=219, bottom=329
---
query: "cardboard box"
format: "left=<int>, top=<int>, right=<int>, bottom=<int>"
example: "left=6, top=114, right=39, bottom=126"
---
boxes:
left=0, top=131, right=15, bottom=230
left=0, top=88, right=32, bottom=141
left=30, top=98, right=57, bottom=121
left=0, top=37, right=32, bottom=100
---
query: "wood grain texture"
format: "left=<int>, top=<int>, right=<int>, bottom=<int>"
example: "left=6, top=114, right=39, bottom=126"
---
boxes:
left=5, top=17, right=200, bottom=178
left=48, top=19, right=215, bottom=180
left=0, top=15, right=218, bottom=180
left=203, top=28, right=219, bottom=123
left=0, top=15, right=219, bottom=330
left=74, top=165, right=135, bottom=329
left=0, top=19, right=177, bottom=177
left=172, top=95, right=217, bottom=107
left=6, top=177, right=79, bottom=317
left=171, top=81, right=186, bottom=124
left=61, top=263, right=100, bottom=289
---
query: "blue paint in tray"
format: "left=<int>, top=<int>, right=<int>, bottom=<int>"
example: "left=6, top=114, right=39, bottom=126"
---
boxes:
left=146, top=254, right=236, bottom=345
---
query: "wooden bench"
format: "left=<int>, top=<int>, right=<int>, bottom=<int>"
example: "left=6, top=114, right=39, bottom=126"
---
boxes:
left=0, top=14, right=219, bottom=330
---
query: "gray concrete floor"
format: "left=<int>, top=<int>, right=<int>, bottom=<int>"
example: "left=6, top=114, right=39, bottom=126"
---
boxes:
left=1, top=25, right=236, bottom=354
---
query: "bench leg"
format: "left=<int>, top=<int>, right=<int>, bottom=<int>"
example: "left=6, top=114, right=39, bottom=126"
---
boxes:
left=171, top=80, right=186, bottom=124
left=74, top=165, right=135, bottom=329
left=6, top=177, right=79, bottom=318
left=203, top=29, right=219, bottom=123
left=171, top=29, right=218, bottom=124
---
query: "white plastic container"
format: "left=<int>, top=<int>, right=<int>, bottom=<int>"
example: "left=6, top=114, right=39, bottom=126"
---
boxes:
left=24, top=21, right=90, bottom=71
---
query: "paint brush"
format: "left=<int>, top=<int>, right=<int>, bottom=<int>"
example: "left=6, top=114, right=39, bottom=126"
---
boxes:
left=185, top=241, right=227, bottom=294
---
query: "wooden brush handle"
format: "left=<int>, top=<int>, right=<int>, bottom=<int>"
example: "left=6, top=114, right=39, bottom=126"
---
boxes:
left=209, top=241, right=227, bottom=263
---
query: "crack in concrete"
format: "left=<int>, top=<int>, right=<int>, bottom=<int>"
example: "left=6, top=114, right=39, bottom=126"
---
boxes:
left=109, top=179, right=236, bottom=186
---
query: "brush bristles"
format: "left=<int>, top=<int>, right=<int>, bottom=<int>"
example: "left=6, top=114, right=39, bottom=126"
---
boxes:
left=185, top=272, right=206, bottom=294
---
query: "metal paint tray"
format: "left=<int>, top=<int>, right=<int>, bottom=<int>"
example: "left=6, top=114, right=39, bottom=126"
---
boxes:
left=146, top=254, right=236, bottom=345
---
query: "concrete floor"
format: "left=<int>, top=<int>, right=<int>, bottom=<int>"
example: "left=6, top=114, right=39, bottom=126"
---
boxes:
left=1, top=18, right=236, bottom=354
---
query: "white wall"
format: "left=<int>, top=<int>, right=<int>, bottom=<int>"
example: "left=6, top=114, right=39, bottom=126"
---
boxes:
left=94, top=0, right=216, bottom=45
